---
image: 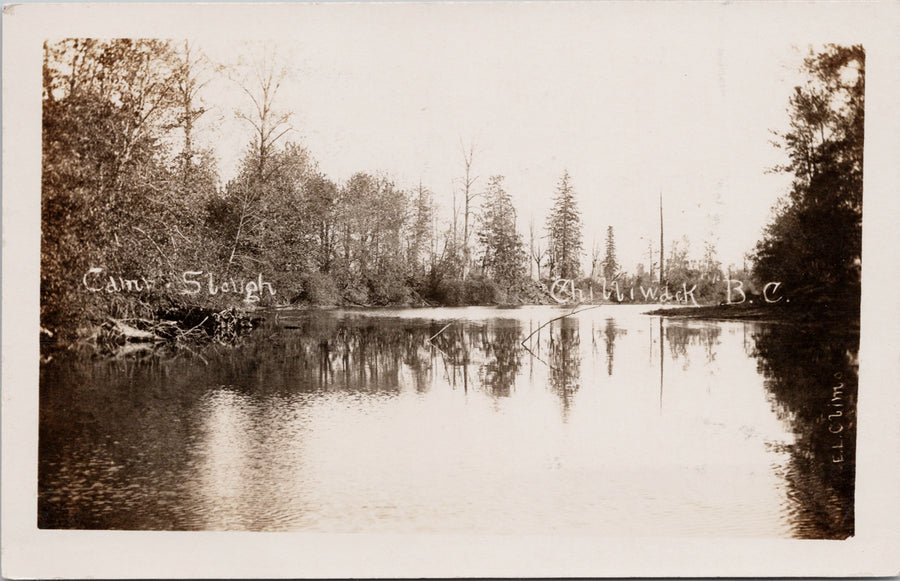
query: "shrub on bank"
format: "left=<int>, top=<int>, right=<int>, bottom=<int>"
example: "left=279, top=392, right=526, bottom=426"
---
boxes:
left=293, top=272, right=341, bottom=306
left=466, top=277, right=502, bottom=304
left=366, top=272, right=411, bottom=306
left=420, top=276, right=507, bottom=306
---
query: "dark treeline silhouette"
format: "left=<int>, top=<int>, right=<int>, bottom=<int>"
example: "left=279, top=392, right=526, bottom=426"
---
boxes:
left=752, top=45, right=863, bottom=313
left=750, top=322, right=858, bottom=538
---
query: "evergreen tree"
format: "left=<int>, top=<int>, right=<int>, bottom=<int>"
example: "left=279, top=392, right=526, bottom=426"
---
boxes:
left=545, top=170, right=583, bottom=279
left=752, top=45, right=863, bottom=308
left=602, top=225, right=619, bottom=281
left=408, top=183, right=434, bottom=281
left=477, top=176, right=525, bottom=289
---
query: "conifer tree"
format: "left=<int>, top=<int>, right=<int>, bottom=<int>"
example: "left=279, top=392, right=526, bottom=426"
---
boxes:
left=603, top=225, right=618, bottom=281
left=477, top=176, right=525, bottom=289
left=545, top=170, right=583, bottom=279
left=408, top=182, right=434, bottom=280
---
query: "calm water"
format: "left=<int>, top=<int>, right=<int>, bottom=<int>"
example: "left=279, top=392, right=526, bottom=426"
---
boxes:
left=39, top=305, right=857, bottom=537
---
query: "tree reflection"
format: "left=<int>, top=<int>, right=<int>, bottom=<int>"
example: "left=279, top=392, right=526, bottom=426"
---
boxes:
left=665, top=323, right=721, bottom=368
left=547, top=317, right=581, bottom=418
left=429, top=320, right=525, bottom=397
left=39, top=312, right=597, bottom=530
left=751, top=323, right=858, bottom=539
left=478, top=322, right=524, bottom=397
left=151, top=316, right=444, bottom=395
left=599, top=317, right=627, bottom=376
left=428, top=323, right=474, bottom=392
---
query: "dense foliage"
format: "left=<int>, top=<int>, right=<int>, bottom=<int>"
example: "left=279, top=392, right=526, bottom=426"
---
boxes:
left=752, top=45, right=864, bottom=310
left=42, top=40, right=221, bottom=332
left=40, top=39, right=535, bottom=337
left=476, top=176, right=527, bottom=293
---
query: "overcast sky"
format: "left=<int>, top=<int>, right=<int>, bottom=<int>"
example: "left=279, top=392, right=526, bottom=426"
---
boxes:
left=189, top=4, right=828, bottom=272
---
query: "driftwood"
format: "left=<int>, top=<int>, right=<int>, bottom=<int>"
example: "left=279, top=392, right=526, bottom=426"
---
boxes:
left=113, top=342, right=156, bottom=358
left=72, top=308, right=258, bottom=358
left=110, top=319, right=161, bottom=342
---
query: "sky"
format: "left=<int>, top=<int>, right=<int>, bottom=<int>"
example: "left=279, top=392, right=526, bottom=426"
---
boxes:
left=189, top=3, right=819, bottom=272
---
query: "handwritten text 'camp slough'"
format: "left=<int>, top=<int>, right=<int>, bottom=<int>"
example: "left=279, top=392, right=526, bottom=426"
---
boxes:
left=82, top=268, right=276, bottom=303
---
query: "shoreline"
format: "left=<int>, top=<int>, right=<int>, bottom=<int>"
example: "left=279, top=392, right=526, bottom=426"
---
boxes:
left=44, top=298, right=861, bottom=358
left=645, top=302, right=860, bottom=327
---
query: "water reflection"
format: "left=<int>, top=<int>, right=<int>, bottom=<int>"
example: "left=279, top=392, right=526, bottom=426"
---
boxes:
left=666, top=323, right=722, bottom=367
left=750, top=323, right=858, bottom=539
left=39, top=357, right=206, bottom=529
left=477, top=322, right=523, bottom=397
left=591, top=318, right=627, bottom=376
left=38, top=306, right=858, bottom=537
left=547, top=317, right=581, bottom=418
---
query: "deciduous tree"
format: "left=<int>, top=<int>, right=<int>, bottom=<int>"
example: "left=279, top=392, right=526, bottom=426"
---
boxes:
left=226, top=45, right=294, bottom=266
left=529, top=216, right=546, bottom=280
left=457, top=139, right=479, bottom=279
left=42, top=39, right=183, bottom=330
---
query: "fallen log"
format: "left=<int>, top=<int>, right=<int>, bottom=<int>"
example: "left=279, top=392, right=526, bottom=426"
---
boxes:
left=109, top=319, right=162, bottom=342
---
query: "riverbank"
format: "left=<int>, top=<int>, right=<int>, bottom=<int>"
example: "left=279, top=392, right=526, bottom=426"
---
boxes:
left=646, top=301, right=860, bottom=326
left=40, top=303, right=263, bottom=360
left=43, top=284, right=860, bottom=359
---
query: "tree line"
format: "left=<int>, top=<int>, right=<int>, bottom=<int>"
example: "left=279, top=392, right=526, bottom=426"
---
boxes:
left=40, top=39, right=543, bottom=336
left=41, top=40, right=861, bottom=338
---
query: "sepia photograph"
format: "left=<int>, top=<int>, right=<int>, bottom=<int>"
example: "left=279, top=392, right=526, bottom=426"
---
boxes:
left=3, top=1, right=899, bottom=578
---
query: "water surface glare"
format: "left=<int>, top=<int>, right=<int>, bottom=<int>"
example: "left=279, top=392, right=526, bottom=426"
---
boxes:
left=39, top=305, right=857, bottom=537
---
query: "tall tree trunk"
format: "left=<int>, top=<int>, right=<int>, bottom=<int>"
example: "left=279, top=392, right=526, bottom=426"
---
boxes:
left=659, top=191, right=664, bottom=285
